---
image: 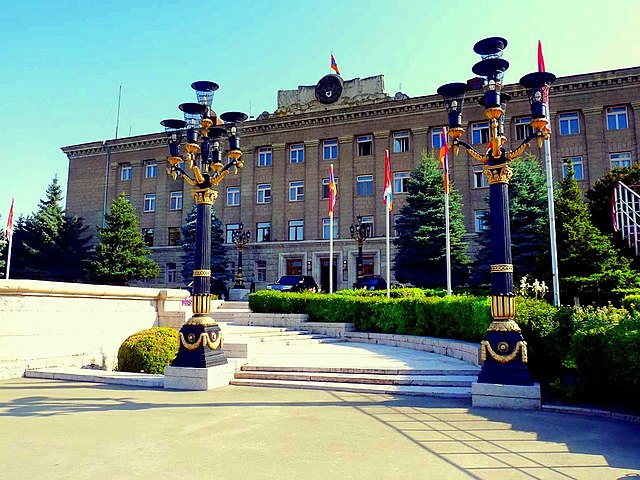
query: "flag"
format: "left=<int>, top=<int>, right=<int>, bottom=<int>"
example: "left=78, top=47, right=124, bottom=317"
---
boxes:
left=538, top=40, right=551, bottom=130
left=537, top=40, right=546, bottom=72
left=5, top=198, right=14, bottom=239
left=328, top=164, right=337, bottom=214
left=383, top=149, right=393, bottom=211
left=439, top=130, right=450, bottom=194
left=330, top=54, right=341, bottom=76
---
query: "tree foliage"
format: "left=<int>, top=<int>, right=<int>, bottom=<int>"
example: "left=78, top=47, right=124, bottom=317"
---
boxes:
left=394, top=153, right=469, bottom=288
left=89, top=193, right=159, bottom=285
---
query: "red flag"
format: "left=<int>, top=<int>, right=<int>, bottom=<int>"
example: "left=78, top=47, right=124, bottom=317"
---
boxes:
left=383, top=149, right=393, bottom=211
left=5, top=198, right=14, bottom=239
left=328, top=164, right=337, bottom=214
left=330, top=54, right=341, bottom=76
left=439, top=130, right=450, bottom=194
left=537, top=40, right=546, bottom=73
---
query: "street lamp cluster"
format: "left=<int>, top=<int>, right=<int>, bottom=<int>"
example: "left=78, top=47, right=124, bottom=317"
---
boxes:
left=231, top=223, right=251, bottom=289
left=349, top=217, right=372, bottom=279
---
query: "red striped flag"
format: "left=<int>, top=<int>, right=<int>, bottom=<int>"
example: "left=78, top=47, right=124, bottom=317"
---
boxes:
left=439, top=130, right=450, bottom=194
left=5, top=198, right=14, bottom=239
left=328, top=164, right=337, bottom=214
left=330, top=54, right=341, bottom=76
left=383, top=149, right=393, bottom=211
left=537, top=40, right=546, bottom=72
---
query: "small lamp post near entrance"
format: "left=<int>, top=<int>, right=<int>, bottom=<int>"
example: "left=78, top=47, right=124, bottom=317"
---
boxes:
left=231, top=222, right=251, bottom=289
left=349, top=216, right=371, bottom=280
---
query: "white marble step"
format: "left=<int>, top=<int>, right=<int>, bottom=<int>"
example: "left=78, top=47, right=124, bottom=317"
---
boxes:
left=240, top=365, right=480, bottom=376
left=25, top=368, right=163, bottom=388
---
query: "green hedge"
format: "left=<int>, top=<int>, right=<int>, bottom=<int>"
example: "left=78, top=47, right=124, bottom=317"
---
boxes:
left=117, top=327, right=179, bottom=374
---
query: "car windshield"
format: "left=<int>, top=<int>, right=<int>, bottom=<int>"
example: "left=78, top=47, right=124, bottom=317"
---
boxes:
left=278, top=276, right=302, bottom=286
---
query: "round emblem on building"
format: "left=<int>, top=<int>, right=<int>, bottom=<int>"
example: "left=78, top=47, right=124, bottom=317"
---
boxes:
left=315, top=74, right=344, bottom=104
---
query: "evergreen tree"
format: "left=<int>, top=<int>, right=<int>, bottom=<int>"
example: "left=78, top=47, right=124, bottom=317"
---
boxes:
left=181, top=204, right=230, bottom=286
left=394, top=153, right=469, bottom=288
left=89, top=193, right=159, bottom=285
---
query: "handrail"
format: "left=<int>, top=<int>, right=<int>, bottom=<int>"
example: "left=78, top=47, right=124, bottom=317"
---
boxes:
left=613, top=181, right=640, bottom=255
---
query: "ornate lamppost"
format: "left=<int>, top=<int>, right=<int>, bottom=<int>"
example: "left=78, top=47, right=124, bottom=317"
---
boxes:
left=231, top=222, right=251, bottom=289
left=437, top=38, right=555, bottom=386
left=349, top=217, right=371, bottom=279
left=161, top=81, right=247, bottom=369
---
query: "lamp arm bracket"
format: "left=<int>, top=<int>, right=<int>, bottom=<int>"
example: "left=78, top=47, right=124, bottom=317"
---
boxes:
left=507, top=131, right=537, bottom=161
left=457, top=140, right=488, bottom=164
left=174, top=167, right=198, bottom=186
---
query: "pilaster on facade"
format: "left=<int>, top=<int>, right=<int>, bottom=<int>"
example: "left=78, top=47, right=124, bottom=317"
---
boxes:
left=270, top=142, right=287, bottom=242
left=583, top=107, right=607, bottom=182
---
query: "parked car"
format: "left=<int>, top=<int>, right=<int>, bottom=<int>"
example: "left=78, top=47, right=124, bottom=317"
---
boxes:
left=186, top=277, right=230, bottom=301
left=354, top=275, right=387, bottom=290
left=267, top=275, right=318, bottom=292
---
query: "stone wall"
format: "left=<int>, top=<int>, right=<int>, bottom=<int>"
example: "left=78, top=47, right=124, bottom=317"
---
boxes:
left=0, top=280, right=190, bottom=380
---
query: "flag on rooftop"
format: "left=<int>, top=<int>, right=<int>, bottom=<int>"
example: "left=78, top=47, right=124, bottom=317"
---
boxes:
left=328, top=164, right=337, bottom=214
left=537, top=40, right=546, bottom=73
left=5, top=198, right=14, bottom=239
left=383, top=149, right=393, bottom=211
left=439, top=130, right=450, bottom=194
left=330, top=54, right=341, bottom=76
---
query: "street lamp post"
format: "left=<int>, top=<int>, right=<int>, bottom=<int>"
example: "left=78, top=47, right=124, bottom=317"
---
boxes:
left=231, top=222, right=251, bottom=289
left=161, top=81, right=247, bottom=369
left=349, top=217, right=371, bottom=280
left=437, top=38, right=555, bottom=386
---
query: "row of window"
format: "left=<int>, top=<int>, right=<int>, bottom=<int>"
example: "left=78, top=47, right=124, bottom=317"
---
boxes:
left=142, top=227, right=181, bottom=247
left=141, top=191, right=183, bottom=213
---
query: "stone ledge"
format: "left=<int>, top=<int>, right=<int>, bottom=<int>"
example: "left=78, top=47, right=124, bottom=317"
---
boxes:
left=164, top=363, right=236, bottom=391
left=472, top=382, right=541, bottom=410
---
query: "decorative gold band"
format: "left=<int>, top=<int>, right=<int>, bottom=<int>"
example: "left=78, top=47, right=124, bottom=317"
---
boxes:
left=192, top=188, right=217, bottom=205
left=490, top=264, right=514, bottom=273
left=483, top=163, right=513, bottom=185
left=491, top=295, right=516, bottom=319
left=487, top=320, right=521, bottom=333
left=481, top=340, right=528, bottom=364
left=192, top=294, right=211, bottom=315
left=193, top=269, right=211, bottom=277
left=179, top=331, right=223, bottom=351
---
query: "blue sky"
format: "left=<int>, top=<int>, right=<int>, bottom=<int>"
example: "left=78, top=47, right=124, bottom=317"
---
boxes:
left=1, top=0, right=639, bottom=221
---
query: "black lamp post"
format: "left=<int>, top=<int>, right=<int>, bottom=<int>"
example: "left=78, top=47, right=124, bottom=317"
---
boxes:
left=161, top=80, right=247, bottom=369
left=437, top=38, right=555, bottom=386
left=349, top=217, right=371, bottom=279
left=231, top=222, right=251, bottom=289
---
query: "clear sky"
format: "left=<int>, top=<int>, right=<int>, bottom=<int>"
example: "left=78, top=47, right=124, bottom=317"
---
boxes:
left=1, top=0, right=639, bottom=222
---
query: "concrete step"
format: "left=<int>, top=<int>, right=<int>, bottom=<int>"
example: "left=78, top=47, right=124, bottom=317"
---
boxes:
left=25, top=368, right=164, bottom=388
left=240, top=365, right=481, bottom=376
left=227, top=335, right=344, bottom=345
left=218, top=301, right=250, bottom=311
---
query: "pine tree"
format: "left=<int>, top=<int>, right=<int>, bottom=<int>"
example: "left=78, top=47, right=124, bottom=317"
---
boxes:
left=89, top=193, right=159, bottom=285
left=181, top=204, right=230, bottom=286
left=394, top=153, right=469, bottom=288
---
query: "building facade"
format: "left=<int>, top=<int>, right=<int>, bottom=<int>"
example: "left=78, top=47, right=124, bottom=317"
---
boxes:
left=62, top=67, right=640, bottom=291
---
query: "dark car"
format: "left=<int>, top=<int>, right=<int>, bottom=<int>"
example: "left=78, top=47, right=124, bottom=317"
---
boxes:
left=186, top=278, right=230, bottom=301
left=267, top=275, right=318, bottom=292
left=354, top=275, right=387, bottom=290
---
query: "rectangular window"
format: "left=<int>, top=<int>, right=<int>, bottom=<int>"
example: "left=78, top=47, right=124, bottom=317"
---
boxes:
left=227, top=186, right=240, bottom=206
left=360, top=215, right=374, bottom=237
left=289, top=181, right=304, bottom=201
left=362, top=256, right=375, bottom=275
left=393, top=214, right=402, bottom=236
left=393, top=131, right=410, bottom=153
left=258, top=147, right=272, bottom=167
left=322, top=177, right=338, bottom=199
left=607, top=106, right=628, bottom=130
left=562, top=156, right=585, bottom=180
left=145, top=160, right=158, bottom=178
left=322, top=218, right=339, bottom=239
left=142, top=228, right=154, bottom=246
left=256, top=260, right=267, bottom=282
left=120, top=163, right=132, bottom=181
left=394, top=172, right=410, bottom=193
left=474, top=210, right=489, bottom=233
left=432, top=127, right=444, bottom=149
left=288, top=220, right=304, bottom=241
left=257, top=184, right=272, bottom=204
left=473, top=169, right=489, bottom=188
left=169, top=191, right=183, bottom=210
left=357, top=135, right=372, bottom=156
left=225, top=223, right=241, bottom=244
left=559, top=112, right=580, bottom=135
left=290, top=143, right=304, bottom=163
left=323, top=140, right=338, bottom=160
left=143, top=193, right=156, bottom=212
left=125, top=195, right=131, bottom=203
left=256, top=222, right=271, bottom=242
left=356, top=175, right=374, bottom=196
left=514, top=117, right=533, bottom=141
left=168, top=227, right=181, bottom=246
left=166, top=262, right=177, bottom=283
left=610, top=152, right=632, bottom=169
left=286, top=259, right=303, bottom=276
left=471, top=121, right=490, bottom=144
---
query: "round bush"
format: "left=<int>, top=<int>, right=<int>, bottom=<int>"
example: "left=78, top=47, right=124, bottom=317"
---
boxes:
left=117, top=327, right=179, bottom=374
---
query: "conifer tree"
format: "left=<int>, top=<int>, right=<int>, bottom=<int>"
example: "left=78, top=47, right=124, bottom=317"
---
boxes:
left=394, top=153, right=469, bottom=288
left=89, top=193, right=159, bottom=285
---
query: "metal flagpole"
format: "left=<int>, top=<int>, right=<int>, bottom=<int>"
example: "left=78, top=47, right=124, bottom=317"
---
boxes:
left=329, top=211, right=334, bottom=293
left=385, top=205, right=390, bottom=298
left=5, top=230, right=12, bottom=280
left=445, top=188, right=452, bottom=295
left=544, top=137, right=560, bottom=306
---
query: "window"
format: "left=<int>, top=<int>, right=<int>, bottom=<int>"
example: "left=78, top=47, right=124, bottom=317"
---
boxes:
left=227, top=186, right=240, bottom=206
left=514, top=117, right=533, bottom=141
left=142, top=228, right=154, bottom=246
left=432, top=127, right=444, bottom=148
left=256, top=260, right=267, bottom=281
left=168, top=227, right=181, bottom=246
left=289, top=181, right=304, bottom=201
left=288, top=220, right=304, bottom=241
left=256, top=222, right=271, bottom=242
left=559, top=112, right=580, bottom=135
left=393, top=214, right=402, bottom=236
left=258, top=147, right=272, bottom=167
left=393, top=131, right=410, bottom=153
left=125, top=195, right=131, bottom=203
left=474, top=210, right=489, bottom=233
left=322, top=177, right=339, bottom=199
left=290, top=144, right=304, bottom=163
left=286, top=258, right=303, bottom=276
left=145, top=160, right=157, bottom=178
left=607, top=106, right=628, bottom=130
left=562, top=156, right=584, bottom=180
left=120, top=163, right=132, bottom=181
left=323, top=140, right=338, bottom=160
left=143, top=193, right=156, bottom=212
left=610, top=152, right=632, bottom=169
left=165, top=263, right=177, bottom=283
left=471, top=121, right=490, bottom=144
left=169, top=191, right=183, bottom=210
left=362, top=256, right=375, bottom=275
left=394, top=172, right=410, bottom=193
left=322, top=218, right=339, bottom=239
left=257, top=184, right=272, bottom=204
left=357, top=135, right=372, bottom=156
left=357, top=175, right=374, bottom=196
left=225, top=223, right=241, bottom=244
left=473, top=169, right=489, bottom=188
left=360, top=215, right=374, bottom=237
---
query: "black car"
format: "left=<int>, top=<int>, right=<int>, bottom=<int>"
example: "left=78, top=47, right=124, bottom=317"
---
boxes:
left=354, top=275, right=387, bottom=290
left=267, top=275, right=318, bottom=292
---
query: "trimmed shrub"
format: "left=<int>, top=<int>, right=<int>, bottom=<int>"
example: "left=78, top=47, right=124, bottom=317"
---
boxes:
left=117, top=327, right=179, bottom=374
left=621, top=294, right=640, bottom=312
left=248, top=290, right=313, bottom=314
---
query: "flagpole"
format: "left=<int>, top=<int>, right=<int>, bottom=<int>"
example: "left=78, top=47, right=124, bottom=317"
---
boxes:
left=329, top=211, right=334, bottom=294
left=5, top=231, right=12, bottom=280
left=445, top=188, right=452, bottom=296
left=385, top=206, right=390, bottom=298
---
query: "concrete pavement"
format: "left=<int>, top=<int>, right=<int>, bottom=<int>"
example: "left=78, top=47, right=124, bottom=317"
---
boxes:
left=1, top=378, right=639, bottom=480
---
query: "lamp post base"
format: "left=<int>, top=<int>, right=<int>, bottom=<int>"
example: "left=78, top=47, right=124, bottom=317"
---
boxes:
left=472, top=382, right=541, bottom=410
left=477, top=330, right=534, bottom=386
left=171, top=323, right=227, bottom=368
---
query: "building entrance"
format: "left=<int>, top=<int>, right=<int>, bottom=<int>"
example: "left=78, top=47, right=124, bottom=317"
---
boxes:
left=320, top=258, right=338, bottom=293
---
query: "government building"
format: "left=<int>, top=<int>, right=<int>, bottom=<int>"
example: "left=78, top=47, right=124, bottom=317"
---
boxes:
left=62, top=66, right=640, bottom=292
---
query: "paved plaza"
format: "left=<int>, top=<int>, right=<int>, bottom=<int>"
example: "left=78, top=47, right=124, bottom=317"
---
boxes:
left=1, top=378, right=639, bottom=480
